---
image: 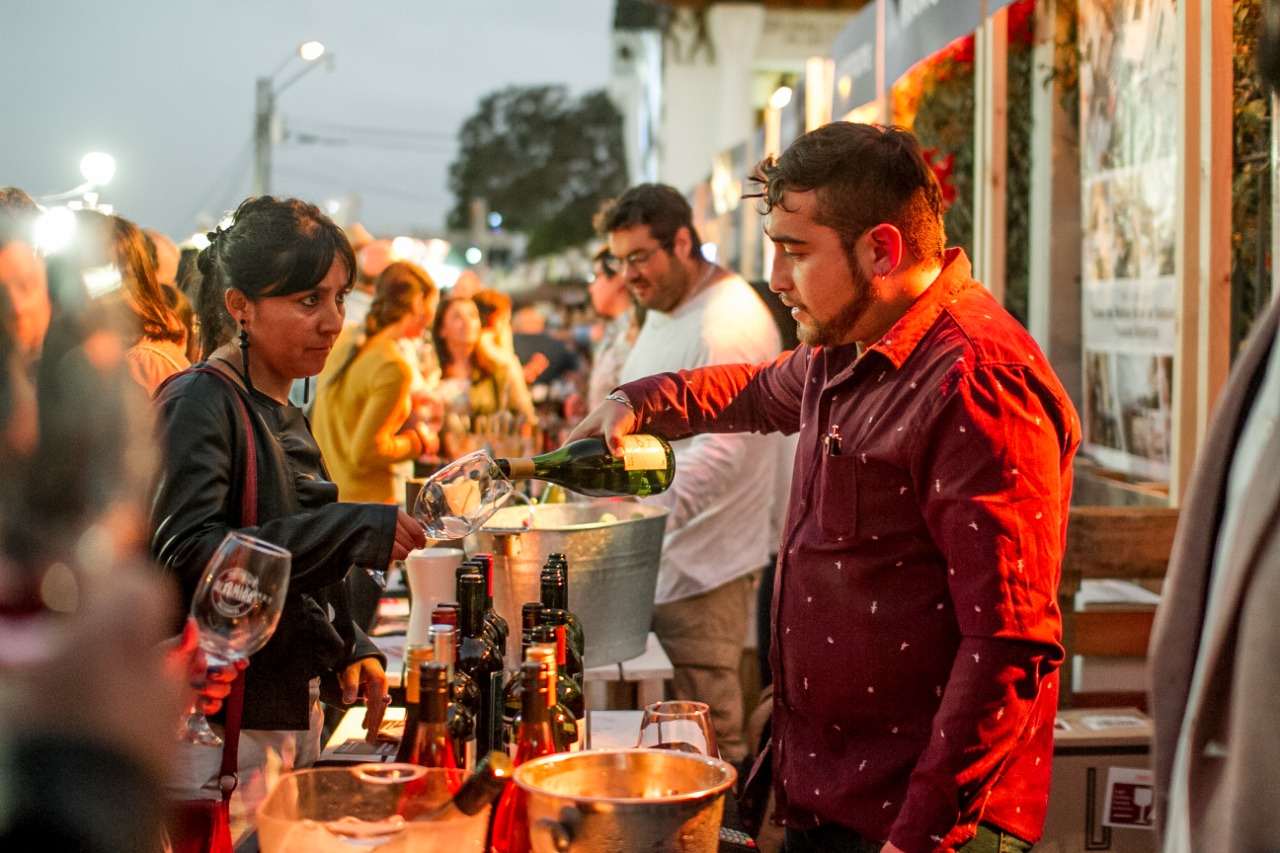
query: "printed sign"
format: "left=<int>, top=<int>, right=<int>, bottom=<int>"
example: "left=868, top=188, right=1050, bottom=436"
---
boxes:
left=1103, top=766, right=1155, bottom=829
left=885, top=0, right=982, bottom=84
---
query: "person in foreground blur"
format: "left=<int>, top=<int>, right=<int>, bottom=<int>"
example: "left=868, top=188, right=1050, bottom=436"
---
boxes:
left=570, top=124, right=1079, bottom=852
left=594, top=183, right=783, bottom=764
left=584, top=246, right=637, bottom=407
left=0, top=187, right=50, bottom=362
left=1147, top=10, right=1280, bottom=850
left=149, top=196, right=427, bottom=838
left=0, top=208, right=207, bottom=853
left=312, top=260, right=440, bottom=504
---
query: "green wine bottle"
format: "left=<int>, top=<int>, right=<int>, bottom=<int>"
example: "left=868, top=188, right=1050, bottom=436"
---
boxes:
left=494, top=435, right=675, bottom=498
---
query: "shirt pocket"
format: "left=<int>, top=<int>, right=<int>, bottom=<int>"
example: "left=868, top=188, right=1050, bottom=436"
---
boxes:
left=817, top=452, right=859, bottom=542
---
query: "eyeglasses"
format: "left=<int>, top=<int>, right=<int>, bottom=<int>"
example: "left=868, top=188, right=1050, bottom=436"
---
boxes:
left=596, top=254, right=619, bottom=278
left=615, top=245, right=663, bottom=273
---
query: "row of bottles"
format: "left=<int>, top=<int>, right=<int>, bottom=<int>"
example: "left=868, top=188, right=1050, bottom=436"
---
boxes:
left=396, top=552, right=587, bottom=768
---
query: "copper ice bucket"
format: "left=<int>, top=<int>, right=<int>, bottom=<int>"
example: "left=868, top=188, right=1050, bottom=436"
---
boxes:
left=513, top=749, right=736, bottom=853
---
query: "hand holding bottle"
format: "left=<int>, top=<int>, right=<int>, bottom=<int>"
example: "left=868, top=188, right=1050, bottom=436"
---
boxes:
left=564, top=392, right=637, bottom=457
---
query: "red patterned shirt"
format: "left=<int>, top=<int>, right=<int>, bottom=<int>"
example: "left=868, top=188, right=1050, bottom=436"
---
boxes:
left=620, top=250, right=1079, bottom=852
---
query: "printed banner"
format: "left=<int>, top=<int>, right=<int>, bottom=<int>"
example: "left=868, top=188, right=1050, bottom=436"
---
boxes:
left=1079, top=0, right=1179, bottom=480
left=831, top=2, right=879, bottom=119
left=885, top=0, right=982, bottom=84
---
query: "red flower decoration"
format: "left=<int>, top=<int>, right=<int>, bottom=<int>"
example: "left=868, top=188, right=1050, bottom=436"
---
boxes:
left=921, top=147, right=958, bottom=212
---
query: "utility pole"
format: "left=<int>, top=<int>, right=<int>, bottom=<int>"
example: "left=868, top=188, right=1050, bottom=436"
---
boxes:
left=254, top=76, right=274, bottom=197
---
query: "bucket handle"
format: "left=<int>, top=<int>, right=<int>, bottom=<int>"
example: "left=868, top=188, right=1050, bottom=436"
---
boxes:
left=531, top=806, right=583, bottom=853
left=349, top=762, right=428, bottom=785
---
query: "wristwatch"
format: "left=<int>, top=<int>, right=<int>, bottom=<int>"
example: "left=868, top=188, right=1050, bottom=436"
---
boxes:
left=604, top=392, right=634, bottom=411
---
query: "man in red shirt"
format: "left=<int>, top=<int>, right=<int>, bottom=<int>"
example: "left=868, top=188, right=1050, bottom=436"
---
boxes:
left=569, top=123, right=1079, bottom=853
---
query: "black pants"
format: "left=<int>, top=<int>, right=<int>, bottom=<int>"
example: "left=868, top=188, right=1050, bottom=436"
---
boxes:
left=784, top=822, right=1032, bottom=853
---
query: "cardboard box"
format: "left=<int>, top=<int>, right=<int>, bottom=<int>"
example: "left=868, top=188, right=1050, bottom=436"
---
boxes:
left=1037, top=708, right=1153, bottom=853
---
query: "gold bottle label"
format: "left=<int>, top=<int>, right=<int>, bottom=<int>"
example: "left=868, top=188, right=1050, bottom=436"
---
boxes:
left=618, top=434, right=666, bottom=471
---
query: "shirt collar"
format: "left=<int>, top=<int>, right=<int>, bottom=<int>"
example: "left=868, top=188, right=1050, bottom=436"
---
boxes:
left=863, top=247, right=976, bottom=370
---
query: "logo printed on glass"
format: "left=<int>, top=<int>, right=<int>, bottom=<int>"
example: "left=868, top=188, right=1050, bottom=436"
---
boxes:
left=210, top=567, right=269, bottom=618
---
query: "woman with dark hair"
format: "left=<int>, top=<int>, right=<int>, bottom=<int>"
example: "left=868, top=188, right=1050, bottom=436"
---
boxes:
left=150, top=196, right=427, bottom=836
left=312, top=260, right=440, bottom=504
left=111, top=214, right=189, bottom=393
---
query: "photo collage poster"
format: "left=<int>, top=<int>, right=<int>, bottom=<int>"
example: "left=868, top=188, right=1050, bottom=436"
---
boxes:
left=1079, top=0, right=1178, bottom=480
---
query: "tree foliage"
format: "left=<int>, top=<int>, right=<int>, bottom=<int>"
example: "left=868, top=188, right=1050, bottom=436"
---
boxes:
left=447, top=85, right=629, bottom=258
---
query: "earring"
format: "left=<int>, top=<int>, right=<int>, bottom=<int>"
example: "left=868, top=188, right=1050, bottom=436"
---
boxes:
left=238, top=318, right=256, bottom=394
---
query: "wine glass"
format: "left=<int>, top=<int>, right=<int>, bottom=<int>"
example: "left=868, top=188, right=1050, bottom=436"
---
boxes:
left=411, top=449, right=522, bottom=539
left=180, top=531, right=291, bottom=746
left=636, top=700, right=719, bottom=758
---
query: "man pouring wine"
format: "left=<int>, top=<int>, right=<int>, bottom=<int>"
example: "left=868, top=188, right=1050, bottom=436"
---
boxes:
left=569, top=123, right=1079, bottom=853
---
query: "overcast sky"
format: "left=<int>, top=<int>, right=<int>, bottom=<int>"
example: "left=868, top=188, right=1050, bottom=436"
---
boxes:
left=2, top=0, right=614, bottom=241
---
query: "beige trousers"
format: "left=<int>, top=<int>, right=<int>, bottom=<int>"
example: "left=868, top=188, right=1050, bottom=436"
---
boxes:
left=651, top=573, right=755, bottom=763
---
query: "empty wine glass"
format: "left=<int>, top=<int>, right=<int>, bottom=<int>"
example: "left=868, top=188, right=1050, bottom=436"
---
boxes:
left=636, top=700, right=719, bottom=758
left=412, top=449, right=521, bottom=539
left=180, top=531, right=291, bottom=746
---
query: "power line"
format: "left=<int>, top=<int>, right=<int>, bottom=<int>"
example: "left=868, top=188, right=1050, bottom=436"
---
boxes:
left=274, top=164, right=448, bottom=205
left=288, top=116, right=457, bottom=141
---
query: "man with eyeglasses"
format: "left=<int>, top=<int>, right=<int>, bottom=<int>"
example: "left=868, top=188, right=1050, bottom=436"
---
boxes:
left=570, top=125, right=1079, bottom=853
left=585, top=245, right=637, bottom=409
left=593, top=184, right=783, bottom=765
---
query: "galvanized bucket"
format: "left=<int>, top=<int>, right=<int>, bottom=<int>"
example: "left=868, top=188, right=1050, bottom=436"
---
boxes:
left=468, top=501, right=666, bottom=668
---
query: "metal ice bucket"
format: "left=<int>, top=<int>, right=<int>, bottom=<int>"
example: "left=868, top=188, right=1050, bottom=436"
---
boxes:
left=513, top=749, right=737, bottom=853
left=468, top=501, right=666, bottom=668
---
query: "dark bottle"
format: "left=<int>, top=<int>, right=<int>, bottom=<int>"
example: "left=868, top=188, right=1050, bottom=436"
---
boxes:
left=490, top=661, right=561, bottom=853
left=458, top=562, right=504, bottom=653
left=407, top=662, right=456, bottom=769
left=527, top=631, right=581, bottom=753
left=472, top=553, right=510, bottom=659
left=539, top=561, right=584, bottom=661
left=533, top=624, right=584, bottom=721
left=541, top=609, right=584, bottom=690
left=493, top=434, right=675, bottom=497
left=430, top=623, right=477, bottom=771
left=500, top=602, right=545, bottom=748
left=393, top=645, right=432, bottom=764
left=456, top=573, right=505, bottom=756
left=410, top=751, right=513, bottom=822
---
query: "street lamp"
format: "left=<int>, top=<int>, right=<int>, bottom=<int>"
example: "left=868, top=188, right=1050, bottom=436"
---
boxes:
left=254, top=41, right=331, bottom=196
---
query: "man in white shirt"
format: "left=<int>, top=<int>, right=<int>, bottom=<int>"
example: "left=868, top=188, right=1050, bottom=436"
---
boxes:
left=599, top=184, right=782, bottom=762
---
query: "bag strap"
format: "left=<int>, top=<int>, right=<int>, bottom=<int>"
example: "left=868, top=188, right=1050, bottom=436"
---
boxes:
left=158, top=366, right=258, bottom=800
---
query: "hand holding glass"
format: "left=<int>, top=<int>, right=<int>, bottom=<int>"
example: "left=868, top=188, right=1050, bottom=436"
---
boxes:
left=180, top=532, right=291, bottom=746
left=636, top=700, right=719, bottom=758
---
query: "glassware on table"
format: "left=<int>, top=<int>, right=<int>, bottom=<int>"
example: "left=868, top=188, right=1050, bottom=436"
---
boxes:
left=411, top=449, right=527, bottom=540
left=636, top=699, right=719, bottom=758
left=180, top=531, right=291, bottom=746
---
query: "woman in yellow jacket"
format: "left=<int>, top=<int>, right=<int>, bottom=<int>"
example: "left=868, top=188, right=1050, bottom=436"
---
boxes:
left=312, top=261, right=439, bottom=504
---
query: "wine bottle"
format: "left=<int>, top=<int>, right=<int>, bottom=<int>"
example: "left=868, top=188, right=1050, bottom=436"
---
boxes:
left=458, top=562, right=504, bottom=653
left=473, top=553, right=510, bottom=659
left=493, top=434, right=675, bottom=497
left=539, top=561, right=584, bottom=661
left=490, top=661, right=560, bottom=853
left=527, top=631, right=581, bottom=753
left=393, top=645, right=433, bottom=764
left=410, top=751, right=513, bottom=822
left=430, top=623, right=477, bottom=771
left=407, top=662, right=456, bottom=770
left=456, top=573, right=505, bottom=756
left=534, top=623, right=584, bottom=721
left=501, top=602, right=545, bottom=750
left=541, top=608, right=583, bottom=690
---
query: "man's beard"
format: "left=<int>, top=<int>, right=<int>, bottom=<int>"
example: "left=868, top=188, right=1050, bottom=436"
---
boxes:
left=796, top=261, right=874, bottom=347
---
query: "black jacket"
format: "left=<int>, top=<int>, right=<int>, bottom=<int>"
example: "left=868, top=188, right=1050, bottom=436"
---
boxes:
left=151, top=366, right=395, bottom=730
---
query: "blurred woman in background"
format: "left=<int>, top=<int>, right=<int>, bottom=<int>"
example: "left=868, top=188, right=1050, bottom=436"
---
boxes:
left=312, top=260, right=440, bottom=504
left=110, top=214, right=189, bottom=393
